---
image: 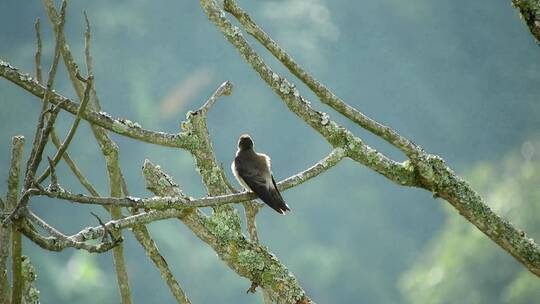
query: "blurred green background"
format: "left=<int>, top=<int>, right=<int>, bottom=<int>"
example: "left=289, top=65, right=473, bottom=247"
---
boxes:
left=1, top=0, right=540, bottom=303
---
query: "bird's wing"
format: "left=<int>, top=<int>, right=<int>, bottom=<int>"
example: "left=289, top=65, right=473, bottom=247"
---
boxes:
left=234, top=157, right=290, bottom=214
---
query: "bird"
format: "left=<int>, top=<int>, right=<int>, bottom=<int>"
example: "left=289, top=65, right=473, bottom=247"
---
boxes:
left=231, top=134, right=291, bottom=214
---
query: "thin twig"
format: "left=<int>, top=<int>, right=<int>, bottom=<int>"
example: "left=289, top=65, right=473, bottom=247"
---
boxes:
left=198, top=81, right=233, bottom=114
left=37, top=148, right=345, bottom=212
left=4, top=99, right=67, bottom=224
left=45, top=6, right=133, bottom=301
left=37, top=75, right=94, bottom=184
left=14, top=0, right=67, bottom=220
left=46, top=157, right=59, bottom=188
left=50, top=131, right=101, bottom=196
left=118, top=171, right=193, bottom=304
left=21, top=215, right=121, bottom=253
left=84, top=11, right=94, bottom=76
left=90, top=212, right=114, bottom=242
left=34, top=18, right=43, bottom=83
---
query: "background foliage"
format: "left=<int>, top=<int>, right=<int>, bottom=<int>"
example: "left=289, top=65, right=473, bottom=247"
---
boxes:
left=1, top=0, right=539, bottom=303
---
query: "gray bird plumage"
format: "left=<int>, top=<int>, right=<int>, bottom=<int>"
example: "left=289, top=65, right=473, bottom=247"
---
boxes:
left=231, top=134, right=290, bottom=214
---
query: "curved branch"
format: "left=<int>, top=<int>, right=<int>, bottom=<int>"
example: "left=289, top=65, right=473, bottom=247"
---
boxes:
left=0, top=60, right=192, bottom=149
left=18, top=217, right=120, bottom=253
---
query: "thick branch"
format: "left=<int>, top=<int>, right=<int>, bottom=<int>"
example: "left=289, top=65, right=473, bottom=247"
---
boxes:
left=224, top=0, right=421, bottom=158
left=199, top=0, right=417, bottom=187
left=415, top=154, right=540, bottom=276
left=2, top=136, right=25, bottom=304
left=201, top=0, right=540, bottom=279
left=0, top=60, right=192, bottom=149
left=512, top=0, right=540, bottom=43
left=142, top=161, right=312, bottom=304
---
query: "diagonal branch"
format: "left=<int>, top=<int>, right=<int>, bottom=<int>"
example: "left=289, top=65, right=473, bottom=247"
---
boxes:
left=142, top=161, right=313, bottom=304
left=512, top=0, right=540, bottom=44
left=200, top=0, right=417, bottom=188
left=200, top=0, right=540, bottom=279
left=198, top=81, right=233, bottom=114
left=0, top=60, right=192, bottom=149
left=50, top=130, right=101, bottom=196
left=37, top=74, right=93, bottom=184
left=223, top=0, right=422, bottom=158
left=18, top=216, right=120, bottom=253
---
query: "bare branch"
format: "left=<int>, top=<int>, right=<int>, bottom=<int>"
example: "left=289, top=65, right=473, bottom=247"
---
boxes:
left=198, top=81, right=233, bottom=114
left=130, top=226, right=193, bottom=304
left=1, top=136, right=25, bottom=304
left=19, top=217, right=120, bottom=253
left=42, top=3, right=133, bottom=300
left=118, top=173, right=193, bottom=304
left=0, top=60, right=193, bottom=149
left=142, top=160, right=312, bottom=304
left=6, top=136, right=25, bottom=304
left=50, top=131, right=101, bottom=196
left=223, top=0, right=421, bottom=158
left=4, top=98, right=66, bottom=224
left=201, top=0, right=540, bottom=279
left=83, top=11, right=93, bottom=76
left=39, top=147, right=345, bottom=212
left=37, top=75, right=93, bottom=184
left=512, top=0, right=540, bottom=44
left=34, top=18, right=43, bottom=83
left=6, top=2, right=68, bottom=224
left=199, top=0, right=417, bottom=188
left=46, top=157, right=58, bottom=189
left=243, top=201, right=261, bottom=243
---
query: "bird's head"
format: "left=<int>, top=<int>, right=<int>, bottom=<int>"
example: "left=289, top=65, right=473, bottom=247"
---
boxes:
left=238, top=134, right=254, bottom=151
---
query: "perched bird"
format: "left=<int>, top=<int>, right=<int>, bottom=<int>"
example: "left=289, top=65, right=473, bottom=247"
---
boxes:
left=232, top=134, right=291, bottom=214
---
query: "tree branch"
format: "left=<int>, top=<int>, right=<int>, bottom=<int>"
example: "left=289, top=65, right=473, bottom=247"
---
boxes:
left=512, top=0, right=540, bottom=44
left=18, top=217, right=120, bottom=253
left=0, top=59, right=193, bottom=149
left=198, top=81, right=233, bottom=114
left=142, top=161, right=313, bottom=304
left=50, top=130, right=101, bottom=196
left=199, top=0, right=417, bottom=188
left=36, top=74, right=93, bottom=184
left=1, top=136, right=25, bottom=304
left=223, top=0, right=422, bottom=158
left=38, top=147, right=345, bottom=211
left=201, top=0, right=540, bottom=278
left=130, top=226, right=192, bottom=304
left=42, top=3, right=133, bottom=301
